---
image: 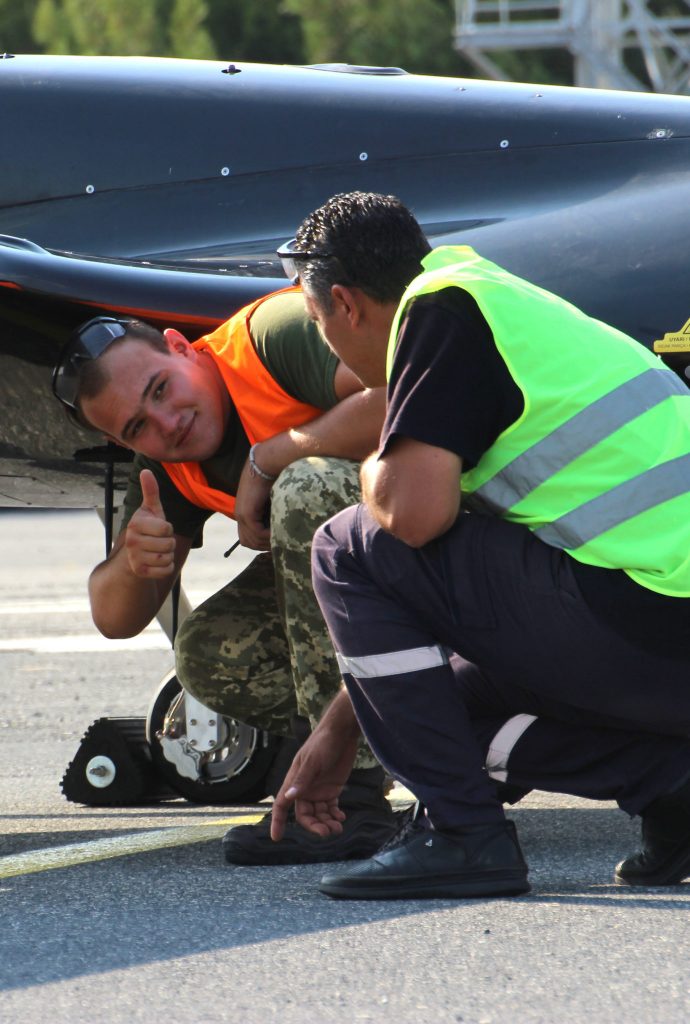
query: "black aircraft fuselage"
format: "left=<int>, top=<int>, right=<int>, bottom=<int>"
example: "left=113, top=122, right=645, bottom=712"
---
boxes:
left=1, top=53, right=689, bottom=507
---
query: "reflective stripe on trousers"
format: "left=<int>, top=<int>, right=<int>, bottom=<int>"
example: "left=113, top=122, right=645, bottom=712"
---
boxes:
left=339, top=645, right=537, bottom=784
left=485, top=714, right=537, bottom=782
left=336, top=645, right=448, bottom=679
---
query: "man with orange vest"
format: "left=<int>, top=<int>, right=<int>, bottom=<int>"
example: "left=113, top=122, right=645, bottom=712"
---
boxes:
left=52, top=287, right=398, bottom=864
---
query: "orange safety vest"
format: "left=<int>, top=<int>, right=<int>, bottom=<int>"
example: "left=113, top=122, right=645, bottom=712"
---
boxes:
left=162, top=288, right=322, bottom=518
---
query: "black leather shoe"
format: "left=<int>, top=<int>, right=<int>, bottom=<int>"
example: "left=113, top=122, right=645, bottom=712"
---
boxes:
left=319, top=819, right=530, bottom=900
left=615, top=777, right=690, bottom=886
left=223, top=802, right=399, bottom=866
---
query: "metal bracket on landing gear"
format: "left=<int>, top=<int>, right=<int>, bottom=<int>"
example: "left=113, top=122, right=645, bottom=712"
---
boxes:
left=157, top=735, right=203, bottom=781
left=157, top=690, right=227, bottom=782
left=183, top=691, right=225, bottom=752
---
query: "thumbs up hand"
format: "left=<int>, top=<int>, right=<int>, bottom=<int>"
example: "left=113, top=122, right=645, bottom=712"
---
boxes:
left=125, top=469, right=176, bottom=578
left=139, top=467, right=166, bottom=518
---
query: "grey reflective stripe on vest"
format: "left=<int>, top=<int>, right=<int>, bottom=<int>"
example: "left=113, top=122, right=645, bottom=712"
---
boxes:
left=486, top=714, right=537, bottom=783
left=336, top=645, right=447, bottom=679
left=473, top=368, right=688, bottom=515
left=535, top=451, right=690, bottom=549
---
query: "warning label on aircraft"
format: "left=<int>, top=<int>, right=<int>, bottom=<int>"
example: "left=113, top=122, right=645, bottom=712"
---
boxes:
left=653, top=318, right=690, bottom=353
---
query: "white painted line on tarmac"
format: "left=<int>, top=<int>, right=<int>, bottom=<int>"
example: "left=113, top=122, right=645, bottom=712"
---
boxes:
left=0, top=814, right=262, bottom=880
left=0, top=632, right=171, bottom=653
left=0, top=598, right=92, bottom=615
left=0, top=591, right=209, bottom=617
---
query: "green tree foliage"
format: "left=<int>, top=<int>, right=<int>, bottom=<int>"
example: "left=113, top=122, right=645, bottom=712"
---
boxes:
left=32, top=0, right=215, bottom=58
left=205, top=0, right=304, bottom=63
left=282, top=0, right=473, bottom=76
left=648, top=0, right=688, bottom=13
left=0, top=0, right=40, bottom=52
left=3, top=0, right=687, bottom=87
left=168, top=0, right=215, bottom=58
left=486, top=48, right=573, bottom=87
left=28, top=0, right=303, bottom=62
left=33, top=0, right=161, bottom=55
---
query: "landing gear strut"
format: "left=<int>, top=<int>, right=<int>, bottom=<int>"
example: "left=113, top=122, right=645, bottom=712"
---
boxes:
left=145, top=671, right=280, bottom=803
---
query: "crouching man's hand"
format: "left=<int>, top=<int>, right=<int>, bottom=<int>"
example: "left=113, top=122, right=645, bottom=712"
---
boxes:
left=234, top=454, right=273, bottom=551
left=271, top=689, right=361, bottom=841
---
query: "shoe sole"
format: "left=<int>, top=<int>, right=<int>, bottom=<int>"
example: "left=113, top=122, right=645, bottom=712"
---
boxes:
left=319, top=870, right=530, bottom=900
left=224, top=844, right=386, bottom=866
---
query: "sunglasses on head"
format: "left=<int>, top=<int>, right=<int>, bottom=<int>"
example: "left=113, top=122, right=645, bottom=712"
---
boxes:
left=276, top=237, right=337, bottom=284
left=52, top=316, right=132, bottom=410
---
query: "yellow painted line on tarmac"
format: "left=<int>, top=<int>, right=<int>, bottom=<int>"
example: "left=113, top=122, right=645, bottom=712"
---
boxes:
left=0, top=813, right=262, bottom=880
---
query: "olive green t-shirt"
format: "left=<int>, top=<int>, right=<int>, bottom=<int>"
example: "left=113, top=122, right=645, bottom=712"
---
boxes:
left=120, top=291, right=339, bottom=544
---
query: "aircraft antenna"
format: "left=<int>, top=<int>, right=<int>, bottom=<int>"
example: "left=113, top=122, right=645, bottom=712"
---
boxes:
left=454, top=0, right=690, bottom=93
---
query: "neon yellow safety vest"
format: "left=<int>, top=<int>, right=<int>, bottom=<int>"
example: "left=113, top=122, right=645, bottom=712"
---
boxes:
left=387, top=246, right=690, bottom=597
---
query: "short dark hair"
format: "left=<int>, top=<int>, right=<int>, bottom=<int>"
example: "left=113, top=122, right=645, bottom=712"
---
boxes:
left=75, top=320, right=169, bottom=430
left=295, top=192, right=431, bottom=311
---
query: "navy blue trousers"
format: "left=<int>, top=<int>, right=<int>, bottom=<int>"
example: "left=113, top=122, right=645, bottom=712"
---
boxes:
left=312, top=505, right=690, bottom=830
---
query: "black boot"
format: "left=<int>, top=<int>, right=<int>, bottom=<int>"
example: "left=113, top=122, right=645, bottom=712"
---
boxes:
left=258, top=713, right=313, bottom=798
left=615, top=775, right=690, bottom=886
left=223, top=718, right=398, bottom=866
left=262, top=736, right=302, bottom=799
left=320, top=818, right=530, bottom=900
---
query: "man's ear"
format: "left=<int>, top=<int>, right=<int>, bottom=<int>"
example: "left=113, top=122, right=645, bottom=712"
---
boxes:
left=163, top=327, right=192, bottom=355
left=331, top=284, right=363, bottom=327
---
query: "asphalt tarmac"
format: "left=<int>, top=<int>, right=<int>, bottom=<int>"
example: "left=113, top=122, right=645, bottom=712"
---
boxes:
left=0, top=509, right=688, bottom=1023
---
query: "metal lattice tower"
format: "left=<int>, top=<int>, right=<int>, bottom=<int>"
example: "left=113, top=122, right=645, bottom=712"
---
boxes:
left=454, top=0, right=690, bottom=93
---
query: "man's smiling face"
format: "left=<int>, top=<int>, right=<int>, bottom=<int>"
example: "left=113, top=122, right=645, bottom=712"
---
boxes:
left=80, top=333, right=229, bottom=463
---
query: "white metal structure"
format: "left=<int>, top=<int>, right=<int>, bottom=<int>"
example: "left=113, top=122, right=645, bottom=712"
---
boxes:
left=455, top=0, right=690, bottom=93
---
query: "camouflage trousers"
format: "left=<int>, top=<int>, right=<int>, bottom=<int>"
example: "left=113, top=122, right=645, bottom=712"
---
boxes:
left=174, top=456, right=377, bottom=770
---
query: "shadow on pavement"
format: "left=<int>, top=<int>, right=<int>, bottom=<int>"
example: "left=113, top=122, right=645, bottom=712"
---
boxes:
left=0, top=805, right=687, bottom=992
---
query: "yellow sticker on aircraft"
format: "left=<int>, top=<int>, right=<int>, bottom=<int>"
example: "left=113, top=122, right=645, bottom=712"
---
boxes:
left=653, top=318, right=690, bottom=353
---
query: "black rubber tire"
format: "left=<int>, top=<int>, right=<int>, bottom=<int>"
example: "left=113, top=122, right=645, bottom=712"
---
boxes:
left=145, top=671, right=280, bottom=803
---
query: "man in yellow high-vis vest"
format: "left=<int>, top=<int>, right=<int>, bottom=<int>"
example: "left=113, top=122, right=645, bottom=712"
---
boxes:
left=270, top=192, right=690, bottom=900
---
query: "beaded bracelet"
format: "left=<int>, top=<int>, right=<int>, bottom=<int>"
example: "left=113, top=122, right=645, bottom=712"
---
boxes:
left=249, top=443, right=277, bottom=482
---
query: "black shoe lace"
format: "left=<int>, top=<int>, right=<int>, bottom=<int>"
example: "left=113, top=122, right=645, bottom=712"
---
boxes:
left=376, top=800, right=428, bottom=854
